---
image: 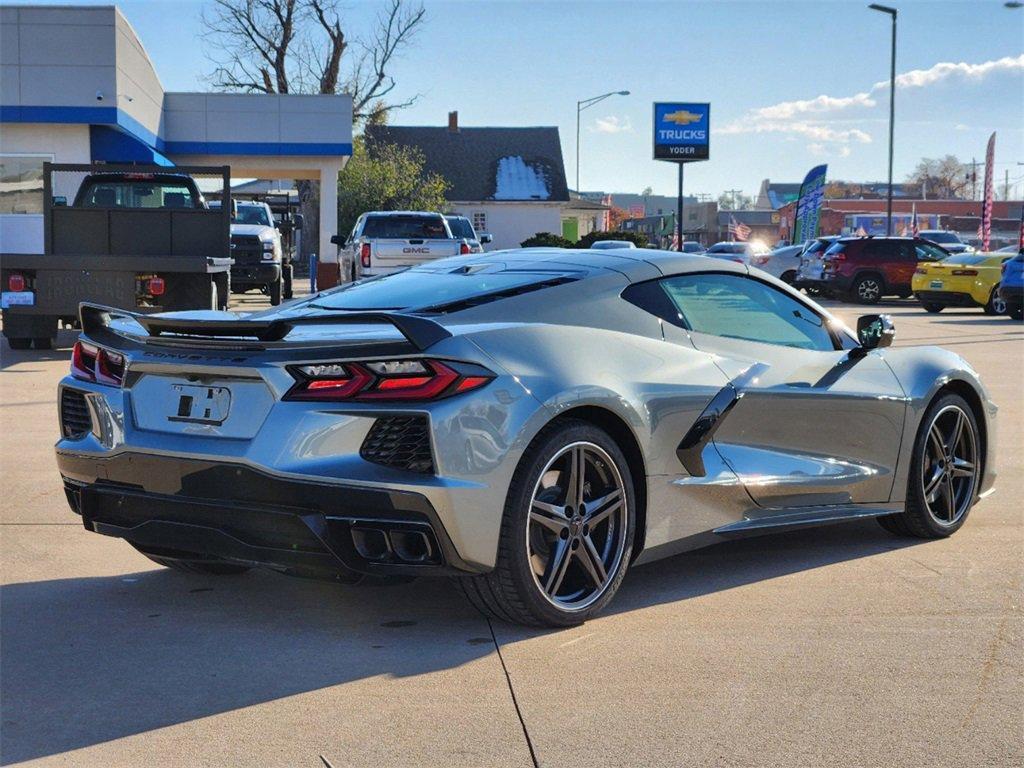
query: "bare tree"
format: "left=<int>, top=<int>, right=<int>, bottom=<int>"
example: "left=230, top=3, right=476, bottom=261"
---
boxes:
left=202, top=0, right=426, bottom=263
left=203, top=0, right=425, bottom=117
left=906, top=156, right=971, bottom=200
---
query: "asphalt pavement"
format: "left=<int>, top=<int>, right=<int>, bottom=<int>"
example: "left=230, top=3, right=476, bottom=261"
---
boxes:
left=1, top=292, right=1021, bottom=767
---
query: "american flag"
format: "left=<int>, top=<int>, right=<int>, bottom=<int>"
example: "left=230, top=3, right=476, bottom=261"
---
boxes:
left=728, top=215, right=751, bottom=242
left=911, top=203, right=920, bottom=238
left=670, top=226, right=680, bottom=251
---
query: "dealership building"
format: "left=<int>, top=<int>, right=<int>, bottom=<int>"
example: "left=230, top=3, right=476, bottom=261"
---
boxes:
left=1, top=4, right=352, bottom=264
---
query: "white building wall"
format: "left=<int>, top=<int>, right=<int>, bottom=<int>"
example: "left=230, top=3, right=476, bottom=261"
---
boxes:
left=0, top=123, right=90, bottom=254
left=114, top=10, right=163, bottom=140
left=448, top=202, right=562, bottom=250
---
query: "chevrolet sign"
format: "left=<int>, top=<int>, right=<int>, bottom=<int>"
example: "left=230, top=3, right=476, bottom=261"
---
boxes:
left=653, top=102, right=710, bottom=162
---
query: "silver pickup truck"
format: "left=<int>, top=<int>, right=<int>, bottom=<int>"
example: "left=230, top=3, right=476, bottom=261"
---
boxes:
left=332, top=211, right=470, bottom=282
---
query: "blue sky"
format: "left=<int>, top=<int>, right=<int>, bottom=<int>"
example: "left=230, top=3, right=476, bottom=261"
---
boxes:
left=27, top=0, right=1024, bottom=199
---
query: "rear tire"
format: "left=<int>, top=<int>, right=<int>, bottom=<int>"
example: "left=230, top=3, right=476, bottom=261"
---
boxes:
left=457, top=419, right=635, bottom=627
left=853, top=274, right=883, bottom=304
left=780, top=270, right=797, bottom=285
left=984, top=288, right=1006, bottom=316
left=32, top=336, right=55, bottom=350
left=922, top=302, right=945, bottom=313
left=131, top=543, right=251, bottom=575
left=876, top=393, right=980, bottom=539
left=269, top=277, right=282, bottom=306
left=7, top=337, right=31, bottom=350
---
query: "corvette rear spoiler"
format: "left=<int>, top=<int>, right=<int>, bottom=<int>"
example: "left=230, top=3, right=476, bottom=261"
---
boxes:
left=78, top=302, right=452, bottom=352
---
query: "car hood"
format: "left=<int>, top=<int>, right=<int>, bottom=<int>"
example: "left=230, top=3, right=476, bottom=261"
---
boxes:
left=231, top=223, right=275, bottom=238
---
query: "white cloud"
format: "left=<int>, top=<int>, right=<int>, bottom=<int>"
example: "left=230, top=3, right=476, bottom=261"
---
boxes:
left=591, top=115, right=633, bottom=134
left=752, top=92, right=875, bottom=120
left=955, top=123, right=970, bottom=131
left=720, top=54, right=1022, bottom=154
left=720, top=120, right=872, bottom=144
left=878, top=54, right=1024, bottom=91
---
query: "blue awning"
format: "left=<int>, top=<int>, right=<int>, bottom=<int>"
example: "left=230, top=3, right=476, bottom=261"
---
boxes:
left=90, top=125, right=174, bottom=166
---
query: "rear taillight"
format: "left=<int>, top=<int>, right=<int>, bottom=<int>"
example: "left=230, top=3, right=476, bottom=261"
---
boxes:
left=284, top=359, right=493, bottom=402
left=360, top=242, right=371, bottom=268
left=914, top=267, right=928, bottom=275
left=460, top=242, right=471, bottom=255
left=71, top=341, right=125, bottom=386
left=7, top=273, right=26, bottom=292
left=951, top=269, right=978, bottom=276
left=148, top=277, right=165, bottom=296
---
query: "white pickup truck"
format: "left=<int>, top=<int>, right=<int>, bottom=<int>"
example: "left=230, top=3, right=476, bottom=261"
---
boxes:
left=332, top=211, right=470, bottom=282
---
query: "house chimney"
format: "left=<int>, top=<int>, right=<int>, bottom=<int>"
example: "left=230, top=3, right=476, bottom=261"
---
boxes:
left=448, top=111, right=459, bottom=133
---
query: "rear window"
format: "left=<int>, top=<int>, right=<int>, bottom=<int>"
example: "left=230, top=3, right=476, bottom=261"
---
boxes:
left=942, top=254, right=989, bottom=266
left=77, top=179, right=198, bottom=209
left=362, top=215, right=450, bottom=239
left=446, top=217, right=475, bottom=239
left=310, top=269, right=568, bottom=311
left=707, top=243, right=747, bottom=254
left=922, top=231, right=961, bottom=245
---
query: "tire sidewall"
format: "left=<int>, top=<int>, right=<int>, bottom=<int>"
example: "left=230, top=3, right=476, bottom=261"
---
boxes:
left=906, top=393, right=980, bottom=537
left=503, top=421, right=636, bottom=626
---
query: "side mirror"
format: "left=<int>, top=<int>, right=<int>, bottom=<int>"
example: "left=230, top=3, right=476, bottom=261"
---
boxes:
left=51, top=195, right=67, bottom=207
left=480, top=233, right=493, bottom=244
left=856, top=314, right=895, bottom=350
left=330, top=234, right=342, bottom=246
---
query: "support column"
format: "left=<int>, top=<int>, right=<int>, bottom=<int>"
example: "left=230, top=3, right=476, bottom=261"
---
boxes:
left=317, top=160, right=342, bottom=289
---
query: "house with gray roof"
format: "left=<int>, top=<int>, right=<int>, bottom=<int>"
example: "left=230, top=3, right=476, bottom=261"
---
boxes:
left=366, top=113, right=593, bottom=249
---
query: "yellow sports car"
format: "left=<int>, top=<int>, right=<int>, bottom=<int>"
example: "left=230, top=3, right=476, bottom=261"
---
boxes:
left=912, top=253, right=1014, bottom=314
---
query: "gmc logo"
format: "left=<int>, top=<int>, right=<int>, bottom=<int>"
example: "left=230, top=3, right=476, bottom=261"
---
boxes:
left=403, top=247, right=430, bottom=254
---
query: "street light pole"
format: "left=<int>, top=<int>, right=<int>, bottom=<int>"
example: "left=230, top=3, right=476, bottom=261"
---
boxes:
left=870, top=4, right=898, bottom=236
left=576, top=90, right=630, bottom=194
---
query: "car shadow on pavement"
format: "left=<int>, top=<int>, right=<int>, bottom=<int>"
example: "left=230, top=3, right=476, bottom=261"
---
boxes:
left=0, top=519, right=917, bottom=764
left=0, top=567, right=491, bottom=765
left=1, top=330, right=77, bottom=370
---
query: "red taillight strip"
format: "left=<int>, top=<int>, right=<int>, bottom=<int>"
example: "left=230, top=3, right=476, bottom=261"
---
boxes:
left=358, top=361, right=459, bottom=400
left=71, top=341, right=125, bottom=386
left=285, top=359, right=492, bottom=402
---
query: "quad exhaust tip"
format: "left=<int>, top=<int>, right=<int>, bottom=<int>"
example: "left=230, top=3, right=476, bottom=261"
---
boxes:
left=350, top=526, right=436, bottom=565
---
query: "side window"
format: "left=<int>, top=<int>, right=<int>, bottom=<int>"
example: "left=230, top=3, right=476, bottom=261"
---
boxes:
left=657, top=273, right=837, bottom=351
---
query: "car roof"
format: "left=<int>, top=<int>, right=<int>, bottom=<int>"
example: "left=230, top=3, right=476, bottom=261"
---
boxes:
left=364, top=210, right=444, bottom=217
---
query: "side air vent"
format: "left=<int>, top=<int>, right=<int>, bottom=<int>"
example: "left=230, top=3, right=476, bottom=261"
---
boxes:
left=60, top=388, right=92, bottom=438
left=360, top=416, right=434, bottom=474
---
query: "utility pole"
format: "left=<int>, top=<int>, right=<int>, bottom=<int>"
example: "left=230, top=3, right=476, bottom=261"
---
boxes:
left=869, top=3, right=897, bottom=235
left=1006, top=169, right=1011, bottom=200
left=724, top=188, right=743, bottom=209
left=967, top=157, right=981, bottom=200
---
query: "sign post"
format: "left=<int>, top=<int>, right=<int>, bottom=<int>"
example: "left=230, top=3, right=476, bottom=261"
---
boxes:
left=653, top=102, right=710, bottom=249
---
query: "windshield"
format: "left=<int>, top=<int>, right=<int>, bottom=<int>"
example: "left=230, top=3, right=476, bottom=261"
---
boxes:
left=233, top=204, right=271, bottom=226
left=77, top=179, right=198, bottom=209
left=446, top=217, right=475, bottom=239
left=922, top=231, right=961, bottom=244
left=310, top=269, right=566, bottom=310
left=707, top=243, right=747, bottom=254
left=363, top=215, right=450, bottom=239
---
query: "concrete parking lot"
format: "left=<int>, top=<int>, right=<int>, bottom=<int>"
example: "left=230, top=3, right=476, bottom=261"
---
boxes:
left=1, top=294, right=1021, bottom=767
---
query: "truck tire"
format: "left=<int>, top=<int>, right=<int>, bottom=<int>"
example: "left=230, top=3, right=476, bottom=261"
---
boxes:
left=282, top=263, right=294, bottom=299
left=33, top=336, right=56, bottom=350
left=7, top=338, right=31, bottom=350
left=214, top=272, right=230, bottom=310
left=269, top=277, right=282, bottom=306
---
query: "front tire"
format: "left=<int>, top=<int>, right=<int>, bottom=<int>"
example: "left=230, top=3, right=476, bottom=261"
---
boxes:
left=458, top=420, right=635, bottom=627
left=269, top=277, right=283, bottom=306
left=877, top=393, right=980, bottom=539
left=922, top=302, right=945, bottom=313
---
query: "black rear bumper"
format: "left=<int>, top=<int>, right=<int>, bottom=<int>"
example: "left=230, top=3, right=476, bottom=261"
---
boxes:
left=58, top=451, right=480, bottom=579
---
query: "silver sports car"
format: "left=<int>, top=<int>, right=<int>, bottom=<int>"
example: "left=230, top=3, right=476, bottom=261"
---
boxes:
left=56, top=248, right=997, bottom=627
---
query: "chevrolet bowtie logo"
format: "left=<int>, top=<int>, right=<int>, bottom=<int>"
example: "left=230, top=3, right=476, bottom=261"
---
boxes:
left=664, top=109, right=702, bottom=125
